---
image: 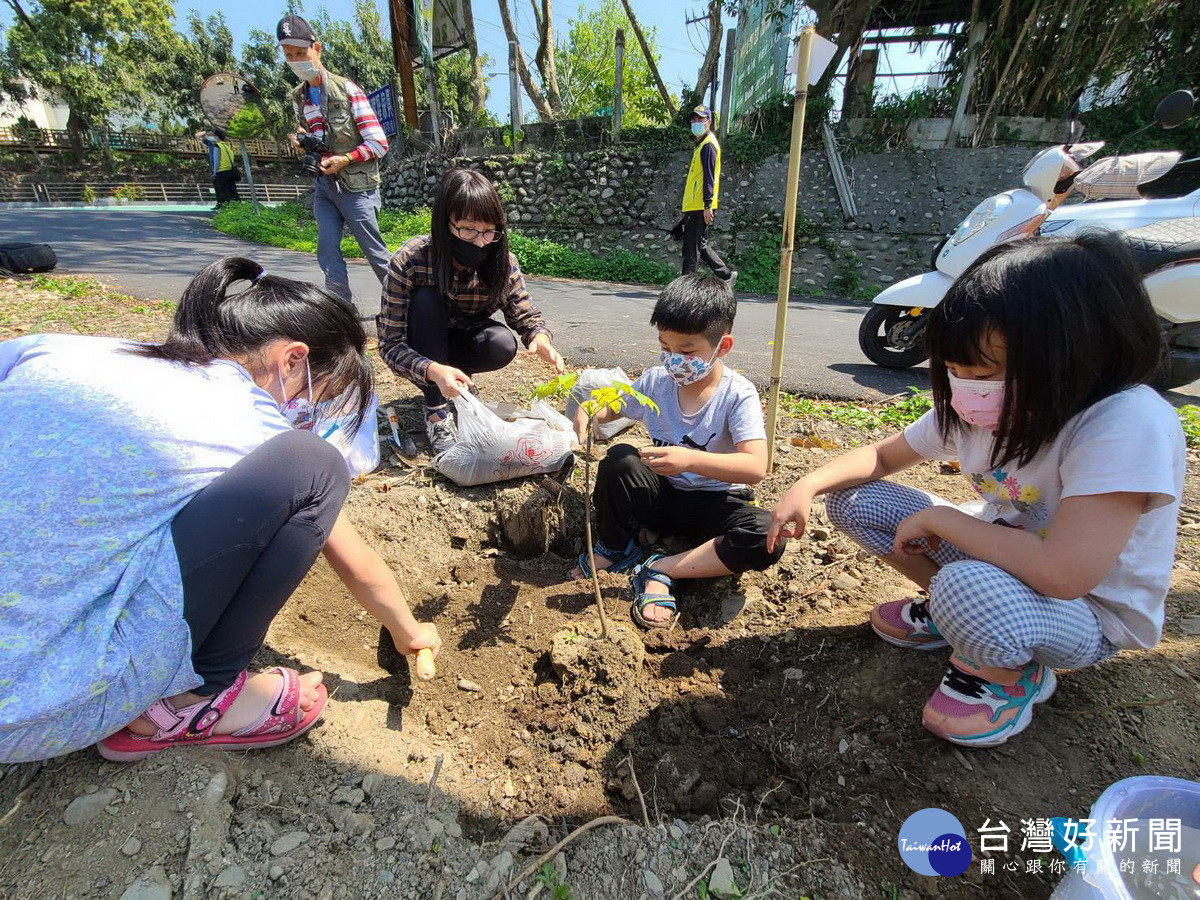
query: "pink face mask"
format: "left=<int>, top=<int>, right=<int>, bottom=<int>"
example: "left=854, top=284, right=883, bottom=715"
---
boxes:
left=948, top=373, right=1006, bottom=430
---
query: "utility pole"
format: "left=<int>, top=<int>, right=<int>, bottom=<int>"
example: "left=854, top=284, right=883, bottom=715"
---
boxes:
left=508, top=40, right=522, bottom=148
left=613, top=28, right=626, bottom=142
left=718, top=28, right=735, bottom=141
left=423, top=56, right=442, bottom=151
left=388, top=0, right=419, bottom=129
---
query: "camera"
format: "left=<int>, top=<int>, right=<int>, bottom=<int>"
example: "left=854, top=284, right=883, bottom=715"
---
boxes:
left=296, top=133, right=331, bottom=176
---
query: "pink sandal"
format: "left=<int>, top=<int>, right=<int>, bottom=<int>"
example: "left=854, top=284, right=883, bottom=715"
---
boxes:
left=97, top=667, right=328, bottom=762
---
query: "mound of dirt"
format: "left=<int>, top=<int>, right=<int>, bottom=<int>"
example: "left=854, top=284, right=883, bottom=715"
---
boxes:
left=2, top=348, right=1199, bottom=899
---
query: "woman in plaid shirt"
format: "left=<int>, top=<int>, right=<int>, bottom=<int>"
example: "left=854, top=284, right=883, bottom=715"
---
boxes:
left=377, top=168, right=566, bottom=453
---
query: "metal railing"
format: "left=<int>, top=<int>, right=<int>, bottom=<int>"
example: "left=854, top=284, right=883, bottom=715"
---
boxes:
left=0, top=181, right=310, bottom=204
left=0, top=128, right=297, bottom=159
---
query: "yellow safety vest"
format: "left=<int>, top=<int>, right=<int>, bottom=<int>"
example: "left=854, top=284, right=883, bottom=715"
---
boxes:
left=682, top=132, right=721, bottom=212
left=216, top=141, right=235, bottom=173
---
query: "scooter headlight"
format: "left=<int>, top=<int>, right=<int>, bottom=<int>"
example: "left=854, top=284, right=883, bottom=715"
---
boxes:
left=949, top=195, right=1011, bottom=247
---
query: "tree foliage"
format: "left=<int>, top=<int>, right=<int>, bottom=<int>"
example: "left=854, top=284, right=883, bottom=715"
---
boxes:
left=1, top=0, right=175, bottom=143
left=556, top=0, right=673, bottom=125
left=309, top=0, right=393, bottom=94
left=969, top=0, right=1200, bottom=140
left=237, top=27, right=300, bottom=141
left=423, top=50, right=499, bottom=129
left=146, top=10, right=238, bottom=129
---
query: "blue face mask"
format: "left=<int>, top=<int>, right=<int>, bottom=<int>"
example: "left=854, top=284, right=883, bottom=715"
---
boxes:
left=660, top=345, right=721, bottom=386
left=690, top=122, right=707, bottom=137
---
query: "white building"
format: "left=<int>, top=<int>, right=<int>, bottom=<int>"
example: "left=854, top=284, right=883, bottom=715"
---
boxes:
left=0, top=78, right=70, bottom=130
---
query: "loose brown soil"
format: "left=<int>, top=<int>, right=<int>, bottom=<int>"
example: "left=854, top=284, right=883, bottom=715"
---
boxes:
left=1, top=274, right=1198, bottom=899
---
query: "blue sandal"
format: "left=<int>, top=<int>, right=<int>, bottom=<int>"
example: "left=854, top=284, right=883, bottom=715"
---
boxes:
left=630, top=554, right=679, bottom=630
left=573, top=536, right=643, bottom=580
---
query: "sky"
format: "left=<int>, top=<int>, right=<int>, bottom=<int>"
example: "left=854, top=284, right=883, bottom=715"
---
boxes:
left=0, top=1, right=944, bottom=123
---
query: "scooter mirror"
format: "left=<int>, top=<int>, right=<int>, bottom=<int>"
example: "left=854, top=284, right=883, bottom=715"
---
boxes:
left=1154, top=90, right=1195, bottom=129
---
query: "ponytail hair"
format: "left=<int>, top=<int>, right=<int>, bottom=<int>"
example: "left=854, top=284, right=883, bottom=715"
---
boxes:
left=132, top=256, right=373, bottom=430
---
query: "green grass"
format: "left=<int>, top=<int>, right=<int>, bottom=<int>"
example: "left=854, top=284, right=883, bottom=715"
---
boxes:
left=783, top=390, right=933, bottom=431
left=788, top=394, right=1200, bottom=447
left=211, top=202, right=675, bottom=287
left=1178, top=405, right=1200, bottom=447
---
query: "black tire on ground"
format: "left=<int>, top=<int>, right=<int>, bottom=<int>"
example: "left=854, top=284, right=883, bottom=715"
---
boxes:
left=858, top=305, right=929, bottom=369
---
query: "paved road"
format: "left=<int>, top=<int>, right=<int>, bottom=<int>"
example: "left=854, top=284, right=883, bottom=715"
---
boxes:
left=4, top=208, right=1198, bottom=403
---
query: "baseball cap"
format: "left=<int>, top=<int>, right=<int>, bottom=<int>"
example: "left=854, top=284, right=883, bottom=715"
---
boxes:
left=692, top=105, right=712, bottom=120
left=277, top=14, right=316, bottom=47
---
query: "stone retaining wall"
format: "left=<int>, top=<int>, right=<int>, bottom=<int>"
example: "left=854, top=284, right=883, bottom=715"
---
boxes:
left=382, top=144, right=1033, bottom=295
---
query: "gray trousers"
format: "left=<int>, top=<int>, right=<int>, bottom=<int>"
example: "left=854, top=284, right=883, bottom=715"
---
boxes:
left=313, top=175, right=391, bottom=304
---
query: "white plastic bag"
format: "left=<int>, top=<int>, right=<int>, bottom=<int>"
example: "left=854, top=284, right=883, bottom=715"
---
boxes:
left=433, top=391, right=576, bottom=487
left=309, top=392, right=381, bottom=478
left=565, top=367, right=637, bottom=441
left=295, top=393, right=379, bottom=482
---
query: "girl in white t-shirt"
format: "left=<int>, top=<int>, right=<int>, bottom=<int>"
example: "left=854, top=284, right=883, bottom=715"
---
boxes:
left=768, top=233, right=1185, bottom=748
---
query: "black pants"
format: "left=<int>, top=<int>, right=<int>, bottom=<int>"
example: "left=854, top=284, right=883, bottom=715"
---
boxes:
left=594, top=444, right=783, bottom=574
left=681, top=210, right=731, bottom=279
left=171, top=431, right=349, bottom=694
left=213, top=169, right=240, bottom=204
left=407, top=285, right=519, bottom=406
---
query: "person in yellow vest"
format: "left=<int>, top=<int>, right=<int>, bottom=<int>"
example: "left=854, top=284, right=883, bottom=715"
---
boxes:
left=681, top=105, right=736, bottom=290
left=197, top=128, right=241, bottom=207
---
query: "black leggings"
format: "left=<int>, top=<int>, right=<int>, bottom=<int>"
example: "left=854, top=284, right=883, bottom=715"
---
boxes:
left=407, top=285, right=519, bottom=406
left=171, top=430, right=349, bottom=694
left=594, top=443, right=783, bottom=574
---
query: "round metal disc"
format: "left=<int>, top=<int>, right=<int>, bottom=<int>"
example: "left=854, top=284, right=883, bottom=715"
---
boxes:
left=199, top=73, right=262, bottom=129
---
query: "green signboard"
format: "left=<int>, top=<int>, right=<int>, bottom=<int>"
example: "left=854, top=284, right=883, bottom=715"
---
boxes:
left=731, top=0, right=794, bottom=118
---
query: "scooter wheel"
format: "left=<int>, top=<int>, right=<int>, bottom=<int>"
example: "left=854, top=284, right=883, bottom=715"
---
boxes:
left=858, top=305, right=929, bottom=369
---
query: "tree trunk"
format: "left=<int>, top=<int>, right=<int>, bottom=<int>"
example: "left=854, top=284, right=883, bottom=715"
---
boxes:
left=535, top=0, right=563, bottom=113
left=496, top=0, right=557, bottom=120
left=460, top=0, right=488, bottom=126
left=65, top=108, right=88, bottom=162
left=618, top=0, right=677, bottom=118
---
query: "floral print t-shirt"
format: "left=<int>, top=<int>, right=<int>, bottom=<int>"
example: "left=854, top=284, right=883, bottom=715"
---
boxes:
left=903, top=386, right=1184, bottom=650
left=0, top=335, right=291, bottom=762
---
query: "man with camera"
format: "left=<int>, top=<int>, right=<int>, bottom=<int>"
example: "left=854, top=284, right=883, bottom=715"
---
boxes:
left=277, top=14, right=391, bottom=304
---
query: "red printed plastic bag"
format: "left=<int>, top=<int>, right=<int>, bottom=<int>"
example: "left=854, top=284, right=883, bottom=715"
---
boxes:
left=433, top=391, right=576, bottom=487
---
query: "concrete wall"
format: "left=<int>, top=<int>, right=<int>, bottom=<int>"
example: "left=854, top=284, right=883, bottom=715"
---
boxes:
left=381, top=143, right=1033, bottom=296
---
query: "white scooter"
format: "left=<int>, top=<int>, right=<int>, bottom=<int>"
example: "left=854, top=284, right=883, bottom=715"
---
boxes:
left=858, top=89, right=1200, bottom=388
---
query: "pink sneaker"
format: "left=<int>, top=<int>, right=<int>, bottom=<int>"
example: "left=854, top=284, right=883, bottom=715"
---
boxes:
left=922, top=654, right=1056, bottom=748
left=869, top=598, right=948, bottom=649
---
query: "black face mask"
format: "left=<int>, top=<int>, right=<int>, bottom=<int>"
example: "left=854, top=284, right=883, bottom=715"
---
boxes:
left=449, top=234, right=492, bottom=269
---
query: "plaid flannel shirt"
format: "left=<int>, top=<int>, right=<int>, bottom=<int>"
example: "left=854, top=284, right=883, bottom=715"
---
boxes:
left=377, top=235, right=551, bottom=385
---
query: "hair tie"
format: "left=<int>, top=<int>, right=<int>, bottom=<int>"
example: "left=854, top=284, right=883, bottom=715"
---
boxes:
left=253, top=268, right=268, bottom=284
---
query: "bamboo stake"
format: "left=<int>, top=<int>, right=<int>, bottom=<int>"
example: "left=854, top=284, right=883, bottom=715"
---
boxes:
left=583, top=428, right=612, bottom=638
left=764, top=26, right=815, bottom=475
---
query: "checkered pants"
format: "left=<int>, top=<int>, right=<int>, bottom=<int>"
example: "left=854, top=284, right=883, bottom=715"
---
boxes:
left=824, top=480, right=1116, bottom=670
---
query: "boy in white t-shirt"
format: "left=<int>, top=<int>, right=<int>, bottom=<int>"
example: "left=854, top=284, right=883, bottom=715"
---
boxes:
left=570, top=274, right=785, bottom=628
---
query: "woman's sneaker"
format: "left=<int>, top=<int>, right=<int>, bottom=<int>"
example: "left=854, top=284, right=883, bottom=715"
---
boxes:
left=922, top=654, right=1056, bottom=748
left=425, top=407, right=458, bottom=455
left=869, top=598, right=948, bottom=649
